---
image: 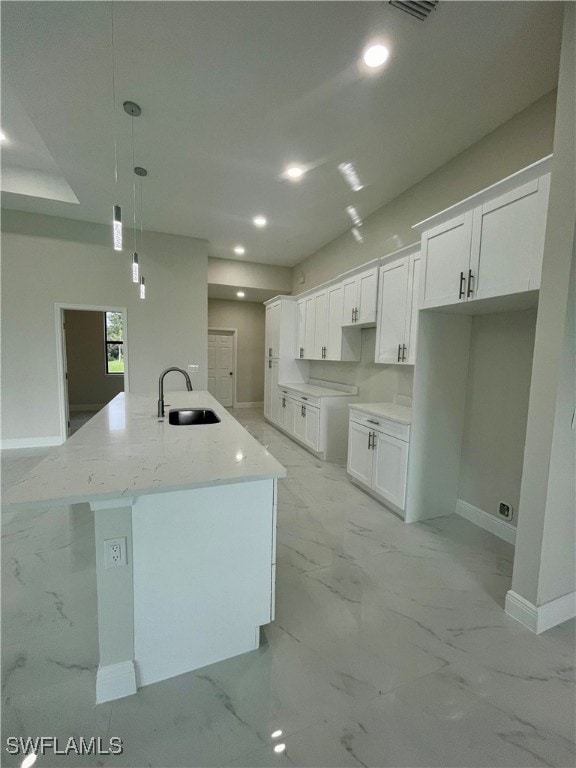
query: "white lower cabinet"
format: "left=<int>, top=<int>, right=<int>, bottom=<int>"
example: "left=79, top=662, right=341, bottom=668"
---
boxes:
left=347, top=408, right=410, bottom=514
left=269, top=385, right=357, bottom=460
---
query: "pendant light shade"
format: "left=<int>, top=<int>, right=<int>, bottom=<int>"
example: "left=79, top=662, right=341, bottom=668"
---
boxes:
left=139, top=275, right=146, bottom=300
left=132, top=252, right=139, bottom=283
left=113, top=204, right=123, bottom=251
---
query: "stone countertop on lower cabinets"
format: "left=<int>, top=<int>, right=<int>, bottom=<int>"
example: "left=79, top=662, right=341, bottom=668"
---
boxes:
left=279, top=383, right=357, bottom=398
left=350, top=402, right=412, bottom=425
left=3, top=391, right=286, bottom=509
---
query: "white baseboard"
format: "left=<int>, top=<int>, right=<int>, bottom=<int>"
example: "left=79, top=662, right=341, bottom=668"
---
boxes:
left=455, top=499, right=516, bottom=545
left=235, top=401, right=264, bottom=408
left=1, top=436, right=63, bottom=450
left=69, top=404, right=104, bottom=412
left=505, top=589, right=576, bottom=634
left=96, top=660, right=137, bottom=704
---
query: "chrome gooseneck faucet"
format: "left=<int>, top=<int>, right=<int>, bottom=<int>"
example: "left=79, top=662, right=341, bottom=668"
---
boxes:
left=158, top=367, right=193, bottom=417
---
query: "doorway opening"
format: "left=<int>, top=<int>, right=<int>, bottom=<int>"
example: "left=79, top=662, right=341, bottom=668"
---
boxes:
left=56, top=304, right=129, bottom=440
left=207, top=329, right=236, bottom=407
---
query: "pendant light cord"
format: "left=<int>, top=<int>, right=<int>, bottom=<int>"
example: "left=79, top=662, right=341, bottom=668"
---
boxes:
left=132, top=117, right=137, bottom=252
left=111, top=2, right=118, bottom=187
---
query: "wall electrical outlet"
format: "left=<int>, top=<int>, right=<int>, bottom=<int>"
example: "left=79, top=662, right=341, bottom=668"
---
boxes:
left=104, top=537, right=127, bottom=568
left=187, top=364, right=200, bottom=374
left=498, top=502, right=513, bottom=520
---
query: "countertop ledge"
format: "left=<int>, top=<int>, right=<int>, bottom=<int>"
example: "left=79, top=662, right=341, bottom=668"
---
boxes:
left=279, top=382, right=357, bottom=398
left=349, top=402, right=412, bottom=425
left=3, top=392, right=286, bottom=509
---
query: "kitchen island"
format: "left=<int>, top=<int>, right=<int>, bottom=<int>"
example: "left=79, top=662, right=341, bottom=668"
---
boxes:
left=3, top=392, right=286, bottom=703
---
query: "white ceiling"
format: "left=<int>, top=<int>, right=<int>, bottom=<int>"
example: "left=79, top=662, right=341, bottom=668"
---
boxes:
left=1, top=1, right=563, bottom=267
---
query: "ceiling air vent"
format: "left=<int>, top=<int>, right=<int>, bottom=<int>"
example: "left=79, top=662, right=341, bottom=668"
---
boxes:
left=389, top=1, right=439, bottom=21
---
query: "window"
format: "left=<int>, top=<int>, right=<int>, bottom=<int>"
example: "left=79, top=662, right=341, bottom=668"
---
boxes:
left=105, top=311, right=124, bottom=375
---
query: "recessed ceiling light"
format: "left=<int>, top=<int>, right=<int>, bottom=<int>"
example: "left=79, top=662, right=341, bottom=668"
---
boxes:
left=236, top=291, right=245, bottom=298
left=233, top=245, right=245, bottom=255
left=0, top=131, right=7, bottom=142
left=253, top=215, right=267, bottom=228
left=271, top=730, right=283, bottom=739
left=363, top=44, right=390, bottom=69
left=346, top=205, right=363, bottom=227
left=273, top=744, right=286, bottom=754
left=284, top=165, right=305, bottom=181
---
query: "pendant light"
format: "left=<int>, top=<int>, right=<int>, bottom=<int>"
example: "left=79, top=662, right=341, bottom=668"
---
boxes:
left=134, top=165, right=148, bottom=300
left=110, top=5, right=122, bottom=251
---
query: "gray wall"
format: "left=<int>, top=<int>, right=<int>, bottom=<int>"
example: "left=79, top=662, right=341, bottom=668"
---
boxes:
left=1, top=211, right=208, bottom=442
left=208, top=299, right=265, bottom=404
left=512, top=4, right=576, bottom=608
left=64, top=310, right=124, bottom=408
left=458, top=310, right=537, bottom=525
left=292, top=91, right=556, bottom=294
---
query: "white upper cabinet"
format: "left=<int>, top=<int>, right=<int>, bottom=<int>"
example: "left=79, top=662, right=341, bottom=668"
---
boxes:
left=304, top=295, right=316, bottom=359
left=342, top=266, right=378, bottom=325
left=375, top=248, right=421, bottom=365
left=415, top=157, right=551, bottom=310
left=296, top=283, right=361, bottom=362
left=265, top=301, right=281, bottom=358
left=313, top=289, right=328, bottom=360
left=419, top=213, right=473, bottom=309
left=297, top=298, right=306, bottom=359
left=470, top=175, right=550, bottom=300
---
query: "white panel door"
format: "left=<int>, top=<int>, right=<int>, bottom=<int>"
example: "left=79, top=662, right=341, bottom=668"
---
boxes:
left=375, top=258, right=409, bottom=364
left=420, top=212, right=473, bottom=309
left=265, top=302, right=281, bottom=359
left=313, top=290, right=328, bottom=360
left=470, top=177, right=549, bottom=301
left=347, top=421, right=373, bottom=487
left=208, top=332, right=234, bottom=406
left=303, top=405, right=321, bottom=451
left=326, top=284, right=344, bottom=361
left=372, top=432, right=409, bottom=510
left=357, top=268, right=378, bottom=324
left=406, top=253, right=421, bottom=365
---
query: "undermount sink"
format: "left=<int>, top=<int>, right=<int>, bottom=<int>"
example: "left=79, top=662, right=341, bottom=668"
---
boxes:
left=168, top=408, right=221, bottom=426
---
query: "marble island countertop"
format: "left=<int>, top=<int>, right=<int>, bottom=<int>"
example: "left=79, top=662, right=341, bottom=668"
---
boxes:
left=3, top=392, right=286, bottom=509
left=350, top=402, right=412, bottom=424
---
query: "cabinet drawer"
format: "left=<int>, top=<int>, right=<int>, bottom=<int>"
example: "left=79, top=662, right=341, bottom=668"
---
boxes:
left=280, top=389, right=320, bottom=408
left=349, top=410, right=410, bottom=442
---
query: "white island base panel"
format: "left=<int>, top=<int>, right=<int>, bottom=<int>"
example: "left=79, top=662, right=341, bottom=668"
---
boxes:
left=93, top=479, right=276, bottom=704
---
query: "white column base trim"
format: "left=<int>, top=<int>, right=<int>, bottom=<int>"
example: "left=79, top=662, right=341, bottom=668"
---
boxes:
left=505, top=590, right=576, bottom=634
left=455, top=499, right=516, bottom=545
left=96, top=660, right=137, bottom=704
left=235, top=401, right=264, bottom=408
left=1, top=436, right=63, bottom=449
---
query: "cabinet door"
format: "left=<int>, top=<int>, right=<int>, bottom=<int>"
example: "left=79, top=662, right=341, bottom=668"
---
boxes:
left=303, top=405, right=321, bottom=451
left=470, top=176, right=550, bottom=301
left=277, top=394, right=288, bottom=429
left=285, top=398, right=297, bottom=436
left=342, top=275, right=358, bottom=326
left=405, top=253, right=421, bottom=366
left=326, top=284, right=344, bottom=360
left=313, top=290, right=328, bottom=360
left=347, top=421, right=373, bottom=487
left=357, top=268, right=378, bottom=324
left=304, top=295, right=316, bottom=359
left=420, top=212, right=473, bottom=309
left=293, top=402, right=307, bottom=442
left=296, top=299, right=306, bottom=360
left=270, top=364, right=280, bottom=423
left=265, top=302, right=280, bottom=358
left=375, top=258, right=409, bottom=364
left=372, top=432, right=409, bottom=510
left=263, top=360, right=273, bottom=419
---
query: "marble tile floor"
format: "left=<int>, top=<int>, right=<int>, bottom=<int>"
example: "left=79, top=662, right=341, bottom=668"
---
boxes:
left=1, top=407, right=575, bottom=768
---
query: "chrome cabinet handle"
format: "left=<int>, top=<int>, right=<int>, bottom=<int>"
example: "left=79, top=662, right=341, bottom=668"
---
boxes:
left=459, top=271, right=466, bottom=299
left=367, top=419, right=380, bottom=426
left=268, top=347, right=272, bottom=357
left=367, top=431, right=371, bottom=449
left=268, top=359, right=272, bottom=369
left=282, top=398, right=286, bottom=408
left=467, top=269, right=474, bottom=298
left=302, top=396, right=308, bottom=401
left=397, top=344, right=402, bottom=362
left=299, top=347, right=304, bottom=358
